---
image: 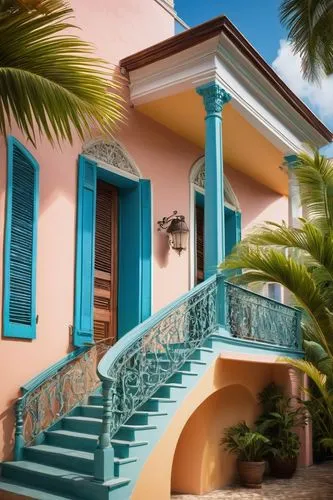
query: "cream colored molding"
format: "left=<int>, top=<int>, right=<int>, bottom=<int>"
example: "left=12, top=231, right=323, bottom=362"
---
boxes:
left=127, top=34, right=328, bottom=154
left=153, top=0, right=189, bottom=30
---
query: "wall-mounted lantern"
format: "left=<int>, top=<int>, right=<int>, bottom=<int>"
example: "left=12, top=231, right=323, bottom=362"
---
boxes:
left=157, top=211, right=189, bottom=255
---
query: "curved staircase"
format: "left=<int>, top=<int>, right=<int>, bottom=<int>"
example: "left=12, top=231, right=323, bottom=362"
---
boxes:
left=0, top=276, right=302, bottom=499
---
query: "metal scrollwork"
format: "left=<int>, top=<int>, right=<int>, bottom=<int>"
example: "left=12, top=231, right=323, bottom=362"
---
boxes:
left=19, top=342, right=109, bottom=449
left=225, top=282, right=301, bottom=350
left=82, top=140, right=139, bottom=176
left=104, top=279, right=217, bottom=438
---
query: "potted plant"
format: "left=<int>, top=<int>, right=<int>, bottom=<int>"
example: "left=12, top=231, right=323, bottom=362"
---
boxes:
left=256, top=383, right=306, bottom=478
left=221, top=421, right=271, bottom=488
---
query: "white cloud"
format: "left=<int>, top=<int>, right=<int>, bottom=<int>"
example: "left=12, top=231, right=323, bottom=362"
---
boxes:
left=272, top=39, right=333, bottom=120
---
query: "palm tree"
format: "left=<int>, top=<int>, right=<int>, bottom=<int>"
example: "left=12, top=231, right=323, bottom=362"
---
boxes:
left=222, top=148, right=333, bottom=357
left=280, top=0, right=333, bottom=81
left=221, top=148, right=333, bottom=455
left=0, top=0, right=123, bottom=145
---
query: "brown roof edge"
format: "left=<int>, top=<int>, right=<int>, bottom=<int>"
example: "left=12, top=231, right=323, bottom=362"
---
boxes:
left=120, top=16, right=332, bottom=143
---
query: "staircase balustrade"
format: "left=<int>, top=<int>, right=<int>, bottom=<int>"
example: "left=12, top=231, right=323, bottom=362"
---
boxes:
left=95, top=276, right=218, bottom=480
left=14, top=341, right=109, bottom=460
left=12, top=273, right=302, bottom=488
left=223, top=279, right=302, bottom=350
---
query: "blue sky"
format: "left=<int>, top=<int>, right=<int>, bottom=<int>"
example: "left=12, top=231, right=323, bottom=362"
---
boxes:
left=175, top=0, right=333, bottom=155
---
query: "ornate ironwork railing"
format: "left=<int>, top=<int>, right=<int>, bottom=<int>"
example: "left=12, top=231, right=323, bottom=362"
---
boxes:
left=224, top=280, right=302, bottom=350
left=14, top=341, right=110, bottom=460
left=95, top=276, right=218, bottom=462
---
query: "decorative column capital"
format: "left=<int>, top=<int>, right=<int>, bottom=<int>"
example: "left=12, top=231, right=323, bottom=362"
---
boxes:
left=284, top=154, right=298, bottom=169
left=196, top=82, right=231, bottom=115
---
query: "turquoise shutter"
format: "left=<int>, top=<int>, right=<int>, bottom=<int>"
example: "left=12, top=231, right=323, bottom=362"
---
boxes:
left=73, top=155, right=97, bottom=347
left=139, top=179, right=152, bottom=321
left=3, top=136, right=39, bottom=339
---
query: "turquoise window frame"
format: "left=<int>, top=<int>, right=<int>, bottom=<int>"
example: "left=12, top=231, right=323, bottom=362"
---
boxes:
left=73, top=155, right=152, bottom=347
left=3, top=136, right=39, bottom=339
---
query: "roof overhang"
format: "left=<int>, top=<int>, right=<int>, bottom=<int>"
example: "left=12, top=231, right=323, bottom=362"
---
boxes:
left=121, top=16, right=332, bottom=154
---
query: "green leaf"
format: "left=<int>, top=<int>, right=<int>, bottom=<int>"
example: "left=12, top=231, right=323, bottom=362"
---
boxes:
left=0, top=0, right=124, bottom=144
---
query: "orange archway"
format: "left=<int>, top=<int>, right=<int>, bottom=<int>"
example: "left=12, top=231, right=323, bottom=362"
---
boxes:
left=171, top=384, right=257, bottom=495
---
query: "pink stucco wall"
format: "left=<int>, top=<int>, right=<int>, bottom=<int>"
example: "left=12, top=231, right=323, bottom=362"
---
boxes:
left=0, top=0, right=290, bottom=462
left=224, top=164, right=289, bottom=234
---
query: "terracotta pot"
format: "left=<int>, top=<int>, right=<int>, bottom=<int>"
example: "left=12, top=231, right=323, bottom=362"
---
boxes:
left=269, top=456, right=297, bottom=478
left=237, top=460, right=266, bottom=488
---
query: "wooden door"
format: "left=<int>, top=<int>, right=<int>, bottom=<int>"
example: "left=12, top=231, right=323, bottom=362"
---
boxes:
left=196, top=205, right=204, bottom=283
left=94, top=181, right=118, bottom=343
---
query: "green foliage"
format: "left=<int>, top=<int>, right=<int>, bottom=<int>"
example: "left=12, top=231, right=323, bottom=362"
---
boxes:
left=256, top=383, right=306, bottom=460
left=221, top=150, right=333, bottom=357
left=221, top=421, right=271, bottom=462
left=0, top=0, right=124, bottom=144
left=221, top=149, right=333, bottom=458
left=280, top=0, right=333, bottom=81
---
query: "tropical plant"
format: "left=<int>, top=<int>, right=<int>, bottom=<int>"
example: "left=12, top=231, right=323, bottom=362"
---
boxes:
left=280, top=0, right=333, bottom=81
left=0, top=0, right=123, bottom=145
left=221, top=421, right=271, bottom=462
left=220, top=148, right=333, bottom=457
left=282, top=357, right=333, bottom=459
left=256, top=383, right=306, bottom=460
left=221, top=149, right=333, bottom=358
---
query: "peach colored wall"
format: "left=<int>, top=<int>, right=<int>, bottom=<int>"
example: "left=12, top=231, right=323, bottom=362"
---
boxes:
left=0, top=0, right=290, bottom=463
left=70, top=0, right=175, bottom=64
left=0, top=0, right=177, bottom=461
left=224, top=164, right=289, bottom=234
left=172, top=385, right=257, bottom=494
left=132, top=358, right=294, bottom=500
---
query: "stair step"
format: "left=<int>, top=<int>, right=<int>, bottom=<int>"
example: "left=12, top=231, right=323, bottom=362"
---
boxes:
left=80, top=405, right=103, bottom=418
left=62, top=416, right=102, bottom=435
left=186, top=359, right=206, bottom=365
left=127, top=410, right=167, bottom=425
left=197, top=347, right=214, bottom=353
left=168, top=371, right=197, bottom=384
left=115, top=424, right=156, bottom=442
left=154, top=383, right=186, bottom=399
left=177, top=370, right=198, bottom=376
left=139, top=397, right=176, bottom=412
left=111, top=439, right=148, bottom=459
left=24, top=444, right=94, bottom=475
left=46, top=429, right=98, bottom=452
left=0, top=478, right=75, bottom=499
left=1, top=461, right=129, bottom=498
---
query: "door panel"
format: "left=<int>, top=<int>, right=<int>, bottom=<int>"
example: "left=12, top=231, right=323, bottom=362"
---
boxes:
left=94, top=181, right=118, bottom=343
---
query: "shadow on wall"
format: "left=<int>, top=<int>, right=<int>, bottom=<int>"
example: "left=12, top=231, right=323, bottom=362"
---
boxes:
left=171, top=384, right=257, bottom=495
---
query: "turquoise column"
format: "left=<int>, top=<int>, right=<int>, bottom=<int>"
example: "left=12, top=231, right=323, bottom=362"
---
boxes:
left=285, top=154, right=301, bottom=227
left=197, top=82, right=231, bottom=278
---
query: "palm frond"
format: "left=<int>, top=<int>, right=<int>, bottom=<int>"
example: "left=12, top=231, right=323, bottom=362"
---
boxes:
left=295, top=149, right=333, bottom=231
left=280, top=0, right=333, bottom=81
left=280, top=358, right=329, bottom=400
left=0, top=0, right=124, bottom=144
left=222, top=245, right=333, bottom=354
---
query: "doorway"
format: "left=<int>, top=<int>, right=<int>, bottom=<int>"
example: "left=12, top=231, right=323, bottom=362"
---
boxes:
left=94, top=180, right=118, bottom=344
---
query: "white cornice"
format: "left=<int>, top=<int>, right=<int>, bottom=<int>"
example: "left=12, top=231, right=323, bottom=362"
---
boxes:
left=127, top=34, right=328, bottom=153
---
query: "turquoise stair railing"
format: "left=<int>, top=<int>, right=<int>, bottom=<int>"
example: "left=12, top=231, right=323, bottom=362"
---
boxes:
left=93, top=274, right=302, bottom=481
left=11, top=273, right=302, bottom=489
left=14, top=340, right=110, bottom=461
left=94, top=275, right=218, bottom=481
left=222, top=278, right=302, bottom=350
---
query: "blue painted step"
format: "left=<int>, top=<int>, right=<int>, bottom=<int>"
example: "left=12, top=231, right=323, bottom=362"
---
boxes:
left=0, top=333, right=217, bottom=499
left=1, top=461, right=130, bottom=500
left=23, top=444, right=137, bottom=478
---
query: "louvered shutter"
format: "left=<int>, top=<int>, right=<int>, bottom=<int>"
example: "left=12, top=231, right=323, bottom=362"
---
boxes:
left=73, top=155, right=97, bottom=347
left=93, top=181, right=118, bottom=344
left=3, top=137, right=39, bottom=339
